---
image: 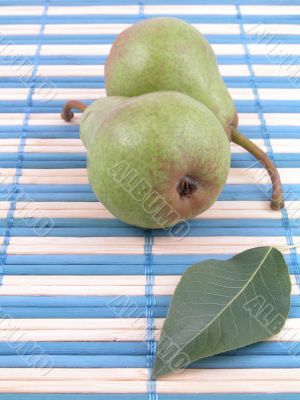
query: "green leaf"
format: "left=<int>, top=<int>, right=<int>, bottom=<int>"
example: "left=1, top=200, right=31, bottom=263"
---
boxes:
left=153, top=246, right=291, bottom=377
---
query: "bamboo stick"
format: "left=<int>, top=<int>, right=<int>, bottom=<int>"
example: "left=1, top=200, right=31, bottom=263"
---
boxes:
left=0, top=368, right=298, bottom=382
left=253, top=63, right=300, bottom=76
left=1, top=168, right=300, bottom=180
left=0, top=318, right=298, bottom=331
left=0, top=139, right=83, bottom=146
left=17, top=177, right=88, bottom=184
left=0, top=200, right=292, bottom=211
left=1, top=87, right=300, bottom=101
left=0, top=284, right=298, bottom=296
left=1, top=275, right=177, bottom=286
left=6, top=237, right=291, bottom=247
left=2, top=274, right=297, bottom=287
left=7, top=246, right=291, bottom=256
left=0, top=329, right=147, bottom=341
left=1, top=23, right=299, bottom=35
left=6, top=247, right=145, bottom=256
left=0, top=285, right=179, bottom=296
left=157, top=380, right=300, bottom=393
left=2, top=236, right=292, bottom=256
left=0, top=173, right=298, bottom=185
left=13, top=210, right=114, bottom=218
left=1, top=44, right=299, bottom=58
left=1, top=143, right=300, bottom=153
left=0, top=318, right=164, bottom=330
left=15, top=202, right=104, bottom=209
left=1, top=62, right=300, bottom=77
left=9, top=237, right=145, bottom=245
left=0, top=328, right=296, bottom=342
left=0, top=113, right=299, bottom=127
left=0, top=380, right=298, bottom=393
left=21, top=200, right=299, bottom=211
left=7, top=170, right=299, bottom=183
left=11, top=209, right=280, bottom=219
left=0, top=368, right=147, bottom=381
left=23, top=146, right=85, bottom=153
left=155, top=236, right=288, bottom=245
left=0, top=328, right=297, bottom=342
left=0, top=6, right=43, bottom=15
left=1, top=206, right=286, bottom=219
left=241, top=5, right=300, bottom=15
left=48, top=5, right=140, bottom=15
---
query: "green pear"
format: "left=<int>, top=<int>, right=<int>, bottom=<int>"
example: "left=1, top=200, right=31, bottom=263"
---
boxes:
left=80, top=96, right=126, bottom=149
left=105, top=17, right=237, bottom=137
left=61, top=92, right=230, bottom=229
left=105, top=17, right=284, bottom=209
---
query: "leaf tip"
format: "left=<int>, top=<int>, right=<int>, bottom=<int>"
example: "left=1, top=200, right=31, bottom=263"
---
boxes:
left=151, top=358, right=173, bottom=379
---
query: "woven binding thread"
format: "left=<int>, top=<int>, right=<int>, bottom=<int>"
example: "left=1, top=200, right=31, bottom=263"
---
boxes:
left=139, top=2, right=157, bottom=398
left=138, top=0, right=145, bottom=17
left=0, top=1, right=49, bottom=283
left=144, top=229, right=157, bottom=400
left=235, top=2, right=299, bottom=282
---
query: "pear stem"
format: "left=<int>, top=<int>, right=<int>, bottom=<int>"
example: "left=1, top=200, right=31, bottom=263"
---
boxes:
left=231, top=127, right=284, bottom=210
left=61, top=100, right=87, bottom=122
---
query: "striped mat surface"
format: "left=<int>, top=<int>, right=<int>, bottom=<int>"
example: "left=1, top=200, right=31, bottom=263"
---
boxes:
left=0, top=0, right=300, bottom=399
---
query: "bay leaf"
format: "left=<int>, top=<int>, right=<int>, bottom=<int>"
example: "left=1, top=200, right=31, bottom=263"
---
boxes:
left=153, top=246, right=291, bottom=377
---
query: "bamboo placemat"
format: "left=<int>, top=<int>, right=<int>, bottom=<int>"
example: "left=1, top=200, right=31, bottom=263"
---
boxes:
left=0, top=0, right=300, bottom=399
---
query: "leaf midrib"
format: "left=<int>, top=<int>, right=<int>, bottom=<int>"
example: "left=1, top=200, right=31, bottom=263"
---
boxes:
left=180, top=246, right=273, bottom=353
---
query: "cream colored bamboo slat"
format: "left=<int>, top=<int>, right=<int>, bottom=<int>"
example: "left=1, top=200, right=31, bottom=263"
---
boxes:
left=16, top=201, right=104, bottom=209
left=0, top=329, right=299, bottom=342
left=0, top=200, right=292, bottom=210
left=4, top=236, right=289, bottom=246
left=0, top=139, right=82, bottom=146
left=2, top=275, right=298, bottom=286
left=0, top=145, right=78, bottom=153
left=0, top=318, right=298, bottom=331
left=0, top=43, right=300, bottom=60
left=0, top=63, right=299, bottom=77
left=13, top=23, right=300, bottom=37
left=0, top=167, right=297, bottom=177
left=2, top=275, right=177, bottom=286
left=31, top=87, right=300, bottom=101
left=0, top=23, right=299, bottom=36
left=12, top=209, right=114, bottom=219
left=1, top=138, right=300, bottom=153
left=0, top=318, right=162, bottom=330
left=46, top=5, right=235, bottom=15
left=0, top=200, right=288, bottom=219
left=8, top=200, right=300, bottom=210
left=0, top=209, right=284, bottom=220
left=47, top=5, right=140, bottom=15
left=4, top=237, right=144, bottom=255
left=0, top=44, right=299, bottom=58
left=0, top=168, right=300, bottom=185
left=0, top=236, right=291, bottom=255
left=0, top=284, right=298, bottom=296
left=1, top=4, right=299, bottom=16
left=0, top=380, right=299, bottom=393
left=0, top=5, right=140, bottom=16
left=0, top=368, right=298, bottom=381
left=0, top=368, right=147, bottom=381
left=33, top=88, right=105, bottom=100
left=240, top=5, right=300, bottom=15
left=0, top=6, right=43, bottom=15
left=144, top=5, right=300, bottom=16
left=1, top=113, right=300, bottom=126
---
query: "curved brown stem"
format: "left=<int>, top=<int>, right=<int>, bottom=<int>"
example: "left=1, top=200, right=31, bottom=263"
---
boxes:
left=231, top=127, right=284, bottom=210
left=61, top=100, right=87, bottom=122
